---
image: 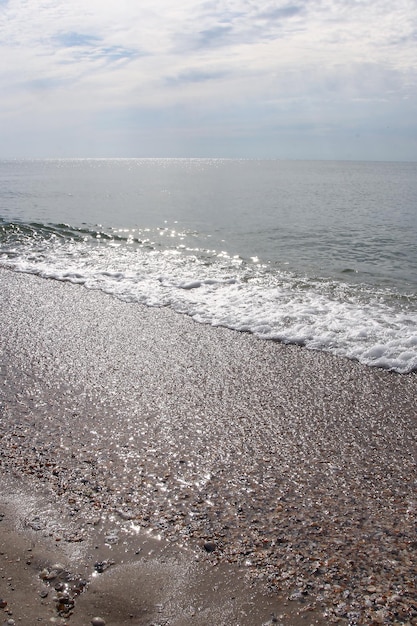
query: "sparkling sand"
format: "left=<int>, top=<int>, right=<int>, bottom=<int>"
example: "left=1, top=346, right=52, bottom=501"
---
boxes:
left=1, top=269, right=417, bottom=625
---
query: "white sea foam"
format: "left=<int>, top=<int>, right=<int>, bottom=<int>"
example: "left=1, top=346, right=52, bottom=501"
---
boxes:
left=2, top=232, right=417, bottom=374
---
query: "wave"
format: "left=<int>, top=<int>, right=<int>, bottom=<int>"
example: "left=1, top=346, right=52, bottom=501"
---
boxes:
left=1, top=220, right=416, bottom=374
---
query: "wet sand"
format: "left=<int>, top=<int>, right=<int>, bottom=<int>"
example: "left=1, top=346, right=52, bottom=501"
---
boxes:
left=1, top=268, right=417, bottom=625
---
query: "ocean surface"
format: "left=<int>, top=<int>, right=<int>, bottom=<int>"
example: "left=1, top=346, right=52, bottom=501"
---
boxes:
left=1, top=158, right=416, bottom=373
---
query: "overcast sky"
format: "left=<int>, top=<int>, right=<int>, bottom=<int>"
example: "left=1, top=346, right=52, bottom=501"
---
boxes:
left=0, top=0, right=416, bottom=160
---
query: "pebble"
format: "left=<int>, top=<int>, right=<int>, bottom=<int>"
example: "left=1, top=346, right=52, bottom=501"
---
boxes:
left=27, top=518, right=44, bottom=531
left=94, top=560, right=114, bottom=573
left=91, top=618, right=106, bottom=626
left=203, top=541, right=216, bottom=553
left=39, top=569, right=49, bottom=580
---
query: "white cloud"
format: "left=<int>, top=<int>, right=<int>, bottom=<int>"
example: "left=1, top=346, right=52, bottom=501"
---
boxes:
left=0, top=0, right=416, bottom=158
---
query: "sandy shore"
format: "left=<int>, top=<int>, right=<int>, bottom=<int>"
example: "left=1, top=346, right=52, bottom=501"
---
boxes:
left=1, top=489, right=306, bottom=626
left=1, top=268, right=417, bottom=625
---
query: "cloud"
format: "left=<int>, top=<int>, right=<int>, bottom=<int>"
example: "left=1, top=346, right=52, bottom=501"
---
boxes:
left=52, top=31, right=140, bottom=63
left=166, top=68, right=229, bottom=86
left=257, top=4, right=304, bottom=20
left=0, top=0, right=416, bottom=159
left=194, top=25, right=234, bottom=49
left=55, top=31, right=100, bottom=48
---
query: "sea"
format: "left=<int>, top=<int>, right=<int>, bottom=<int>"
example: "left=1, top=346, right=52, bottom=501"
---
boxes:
left=1, top=158, right=416, bottom=374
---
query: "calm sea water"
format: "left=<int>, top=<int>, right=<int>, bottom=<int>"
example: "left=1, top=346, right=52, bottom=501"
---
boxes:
left=1, top=158, right=416, bottom=373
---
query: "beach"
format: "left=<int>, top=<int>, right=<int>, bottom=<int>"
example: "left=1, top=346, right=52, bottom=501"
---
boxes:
left=1, top=267, right=417, bottom=625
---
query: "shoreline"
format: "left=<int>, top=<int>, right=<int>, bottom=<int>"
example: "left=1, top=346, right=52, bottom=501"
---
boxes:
left=1, top=268, right=417, bottom=625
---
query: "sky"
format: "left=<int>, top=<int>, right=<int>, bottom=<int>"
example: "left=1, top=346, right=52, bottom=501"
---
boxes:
left=0, top=0, right=416, bottom=160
